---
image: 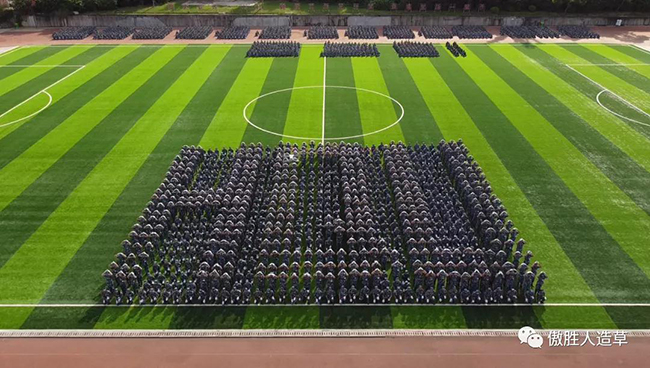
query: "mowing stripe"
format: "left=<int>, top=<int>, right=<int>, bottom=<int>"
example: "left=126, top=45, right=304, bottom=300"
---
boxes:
left=199, top=59, right=273, bottom=148
left=351, top=57, right=405, bottom=146
left=282, top=46, right=324, bottom=143
left=324, top=58, right=363, bottom=144
left=376, top=46, right=443, bottom=144
left=583, top=45, right=650, bottom=80
left=611, top=45, right=650, bottom=64
left=241, top=58, right=299, bottom=146
left=0, top=46, right=87, bottom=98
left=0, top=46, right=225, bottom=325
left=455, top=47, right=650, bottom=299
left=0, top=46, right=57, bottom=79
left=404, top=58, right=612, bottom=329
left=0, top=47, right=110, bottom=118
left=472, top=46, right=650, bottom=279
left=432, top=51, right=650, bottom=314
left=20, top=48, right=248, bottom=331
left=512, top=45, right=650, bottom=174
left=0, top=47, right=205, bottom=273
left=0, top=46, right=178, bottom=218
left=0, top=46, right=149, bottom=164
left=568, top=45, right=650, bottom=95
left=0, top=47, right=44, bottom=65
left=243, top=306, right=320, bottom=329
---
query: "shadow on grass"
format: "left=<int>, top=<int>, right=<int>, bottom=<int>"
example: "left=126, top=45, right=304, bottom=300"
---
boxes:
left=319, top=306, right=393, bottom=329
left=605, top=306, right=650, bottom=329
left=169, top=306, right=247, bottom=329
left=21, top=307, right=106, bottom=329
left=243, top=306, right=319, bottom=329
left=462, top=306, right=543, bottom=329
left=391, top=306, right=467, bottom=329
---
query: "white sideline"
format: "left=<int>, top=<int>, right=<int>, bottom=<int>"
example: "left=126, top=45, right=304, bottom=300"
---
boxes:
left=0, top=46, right=18, bottom=57
left=1, top=329, right=650, bottom=338
left=0, top=65, right=86, bottom=128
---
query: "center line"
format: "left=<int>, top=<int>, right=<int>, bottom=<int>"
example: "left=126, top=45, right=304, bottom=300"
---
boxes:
left=322, top=56, right=326, bottom=145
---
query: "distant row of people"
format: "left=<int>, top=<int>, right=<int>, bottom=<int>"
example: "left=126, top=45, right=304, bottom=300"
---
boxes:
left=393, top=41, right=439, bottom=58
left=258, top=26, right=292, bottom=39
left=307, top=26, right=339, bottom=39
left=558, top=25, right=600, bottom=39
left=216, top=26, right=251, bottom=40
left=176, top=26, right=213, bottom=40
left=383, top=26, right=416, bottom=39
left=93, top=26, right=135, bottom=40
left=133, top=26, right=172, bottom=40
left=345, top=26, right=379, bottom=39
left=52, top=27, right=96, bottom=40
left=321, top=42, right=380, bottom=57
left=452, top=25, right=493, bottom=39
left=446, top=42, right=466, bottom=57
left=247, top=41, right=301, bottom=57
left=419, top=26, right=453, bottom=39
left=500, top=26, right=560, bottom=39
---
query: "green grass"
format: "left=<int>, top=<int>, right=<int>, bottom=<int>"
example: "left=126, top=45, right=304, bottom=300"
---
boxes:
left=0, top=43, right=649, bottom=330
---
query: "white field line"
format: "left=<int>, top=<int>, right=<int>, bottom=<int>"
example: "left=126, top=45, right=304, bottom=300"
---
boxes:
left=565, top=64, right=650, bottom=126
left=631, top=44, right=650, bottom=55
left=1, top=302, right=650, bottom=308
left=322, top=56, right=326, bottom=145
left=3, top=329, right=650, bottom=338
left=0, top=46, right=19, bottom=58
left=568, top=63, right=650, bottom=66
left=0, top=65, right=85, bottom=128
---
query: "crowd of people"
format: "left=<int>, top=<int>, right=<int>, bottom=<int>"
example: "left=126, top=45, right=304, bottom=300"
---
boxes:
left=500, top=26, right=560, bottom=39
left=307, top=26, right=339, bottom=39
left=452, top=25, right=493, bottom=39
left=175, top=26, right=213, bottom=40
left=216, top=26, right=251, bottom=40
left=558, top=25, right=600, bottom=39
left=93, top=26, right=135, bottom=40
left=383, top=26, right=416, bottom=39
left=52, top=27, right=96, bottom=40
left=101, top=141, right=547, bottom=306
left=258, top=26, right=292, bottom=39
left=132, top=26, right=172, bottom=40
left=345, top=26, right=379, bottom=39
left=393, top=41, right=439, bottom=58
left=246, top=41, right=301, bottom=57
left=419, top=26, right=453, bottom=39
left=446, top=42, right=466, bottom=57
left=321, top=42, right=380, bottom=57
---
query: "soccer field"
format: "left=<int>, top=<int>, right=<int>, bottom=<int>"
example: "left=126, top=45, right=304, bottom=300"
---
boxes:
left=0, top=43, right=649, bottom=330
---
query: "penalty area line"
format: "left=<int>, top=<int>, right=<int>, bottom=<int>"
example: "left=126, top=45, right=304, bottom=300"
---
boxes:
left=0, top=64, right=86, bottom=128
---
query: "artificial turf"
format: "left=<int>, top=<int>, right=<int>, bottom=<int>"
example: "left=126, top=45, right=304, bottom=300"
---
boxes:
left=0, top=43, right=649, bottom=329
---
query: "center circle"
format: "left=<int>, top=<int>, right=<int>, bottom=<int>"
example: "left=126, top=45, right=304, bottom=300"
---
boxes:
left=242, top=85, right=405, bottom=141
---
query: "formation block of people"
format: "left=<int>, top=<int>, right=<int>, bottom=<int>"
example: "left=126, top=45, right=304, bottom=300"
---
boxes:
left=393, top=41, right=440, bottom=58
left=102, top=141, right=547, bottom=306
left=133, top=27, right=173, bottom=40
left=52, top=27, right=96, bottom=40
left=94, top=26, right=135, bottom=40
left=321, top=42, right=380, bottom=57
left=419, top=26, right=453, bottom=39
left=307, top=26, right=339, bottom=39
left=345, top=26, right=379, bottom=39
left=258, top=26, right=292, bottom=39
left=500, top=26, right=559, bottom=39
left=246, top=41, right=301, bottom=57
left=176, top=26, right=213, bottom=40
left=558, top=25, right=600, bottom=39
left=452, top=25, right=493, bottom=39
left=216, top=26, right=251, bottom=40
left=383, top=26, right=416, bottom=39
left=446, top=42, right=467, bottom=57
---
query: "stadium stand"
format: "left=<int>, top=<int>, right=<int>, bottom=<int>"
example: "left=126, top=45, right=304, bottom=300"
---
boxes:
left=419, top=26, right=453, bottom=39
left=451, top=25, right=493, bottom=39
left=52, top=27, right=96, bottom=40
left=133, top=27, right=173, bottom=40
left=383, top=26, right=416, bottom=39
left=500, top=25, right=560, bottom=39
left=176, top=26, right=213, bottom=40
left=558, top=25, right=600, bottom=39
left=345, top=26, right=379, bottom=39
left=393, top=41, right=440, bottom=58
left=321, top=42, right=380, bottom=57
left=216, top=26, right=251, bottom=40
left=246, top=41, right=301, bottom=57
left=94, top=26, right=135, bottom=40
left=258, top=26, right=292, bottom=39
left=102, top=141, right=547, bottom=305
left=307, top=26, right=339, bottom=40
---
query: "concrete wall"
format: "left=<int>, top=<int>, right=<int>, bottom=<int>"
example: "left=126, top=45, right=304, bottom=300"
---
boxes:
left=23, top=14, right=650, bottom=28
